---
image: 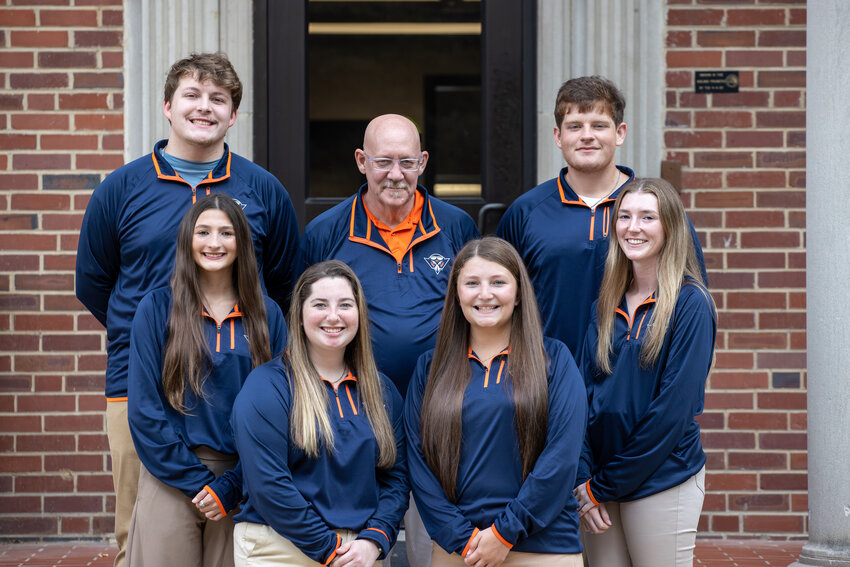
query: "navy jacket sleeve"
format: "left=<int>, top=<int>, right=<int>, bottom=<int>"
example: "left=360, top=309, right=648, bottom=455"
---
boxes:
left=127, top=293, right=232, bottom=507
left=75, top=184, right=120, bottom=327
left=356, top=378, right=410, bottom=558
left=404, top=353, right=478, bottom=554
left=231, top=365, right=340, bottom=564
left=589, top=286, right=715, bottom=502
left=491, top=341, right=588, bottom=546
left=574, top=328, right=596, bottom=487
left=260, top=180, right=300, bottom=313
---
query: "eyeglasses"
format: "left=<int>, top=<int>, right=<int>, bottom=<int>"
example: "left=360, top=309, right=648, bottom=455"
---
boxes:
left=363, top=153, right=423, bottom=172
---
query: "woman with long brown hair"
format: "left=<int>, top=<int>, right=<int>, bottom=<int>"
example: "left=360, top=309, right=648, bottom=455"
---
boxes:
left=405, top=236, right=587, bottom=567
left=574, top=178, right=716, bottom=566
left=126, top=194, right=286, bottom=567
left=231, top=260, right=408, bottom=567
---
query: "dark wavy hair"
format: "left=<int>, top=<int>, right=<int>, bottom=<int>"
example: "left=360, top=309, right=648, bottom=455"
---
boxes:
left=163, top=52, right=243, bottom=110
left=554, top=75, right=626, bottom=127
left=162, top=194, right=271, bottom=412
left=419, top=237, right=548, bottom=500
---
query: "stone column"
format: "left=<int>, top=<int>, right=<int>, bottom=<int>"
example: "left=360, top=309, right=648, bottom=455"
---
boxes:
left=791, top=1, right=850, bottom=565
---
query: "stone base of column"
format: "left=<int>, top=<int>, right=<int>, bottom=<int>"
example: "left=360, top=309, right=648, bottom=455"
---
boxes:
left=790, top=543, right=850, bottom=566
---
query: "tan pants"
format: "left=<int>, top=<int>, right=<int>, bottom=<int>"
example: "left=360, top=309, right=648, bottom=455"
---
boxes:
left=404, top=496, right=432, bottom=567
left=126, top=447, right=237, bottom=567
left=106, top=400, right=142, bottom=567
left=431, top=541, right=583, bottom=567
left=582, top=467, right=706, bottom=567
left=234, top=525, right=384, bottom=567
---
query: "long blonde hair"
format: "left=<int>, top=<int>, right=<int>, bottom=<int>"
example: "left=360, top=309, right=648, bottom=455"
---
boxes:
left=596, top=178, right=707, bottom=373
left=286, top=260, right=396, bottom=468
left=420, top=237, right=548, bottom=501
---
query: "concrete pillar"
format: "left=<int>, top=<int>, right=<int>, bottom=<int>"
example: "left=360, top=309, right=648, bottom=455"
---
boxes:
left=123, top=0, right=254, bottom=162
left=536, top=0, right=663, bottom=183
left=791, top=1, right=850, bottom=566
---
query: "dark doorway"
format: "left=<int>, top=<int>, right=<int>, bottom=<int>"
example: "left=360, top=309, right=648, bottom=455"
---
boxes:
left=254, top=0, right=536, bottom=234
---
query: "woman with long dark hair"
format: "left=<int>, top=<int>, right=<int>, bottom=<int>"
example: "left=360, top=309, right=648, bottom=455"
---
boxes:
left=405, top=236, right=587, bottom=567
left=231, top=260, right=408, bottom=567
left=574, top=178, right=716, bottom=566
left=126, top=194, right=286, bottom=567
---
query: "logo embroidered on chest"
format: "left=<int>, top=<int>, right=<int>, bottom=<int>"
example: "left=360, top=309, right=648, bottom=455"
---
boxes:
left=232, top=198, right=248, bottom=210
left=424, top=253, right=450, bottom=275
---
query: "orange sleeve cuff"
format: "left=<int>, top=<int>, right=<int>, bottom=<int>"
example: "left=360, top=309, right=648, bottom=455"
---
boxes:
left=203, top=484, right=227, bottom=517
left=585, top=480, right=600, bottom=506
left=490, top=524, right=513, bottom=549
left=461, top=527, right=480, bottom=557
left=321, top=533, right=343, bottom=566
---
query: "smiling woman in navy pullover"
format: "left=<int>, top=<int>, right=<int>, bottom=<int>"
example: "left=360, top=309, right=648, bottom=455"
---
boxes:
left=231, top=260, right=408, bottom=567
left=126, top=194, right=286, bottom=567
left=405, top=237, right=587, bottom=567
left=574, top=178, right=716, bottom=567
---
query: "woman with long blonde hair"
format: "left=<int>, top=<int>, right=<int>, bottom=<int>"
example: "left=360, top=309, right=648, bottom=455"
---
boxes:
left=574, top=178, right=716, bottom=567
left=126, top=194, right=286, bottom=567
left=231, top=260, right=407, bottom=567
left=406, top=237, right=587, bottom=567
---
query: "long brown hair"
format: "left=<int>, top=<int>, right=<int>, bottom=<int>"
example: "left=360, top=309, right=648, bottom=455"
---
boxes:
left=286, top=260, right=396, bottom=468
left=596, top=178, right=708, bottom=373
left=420, top=237, right=548, bottom=500
left=162, top=194, right=272, bottom=412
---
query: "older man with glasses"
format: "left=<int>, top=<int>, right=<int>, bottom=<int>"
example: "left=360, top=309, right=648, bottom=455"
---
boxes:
left=299, top=113, right=479, bottom=567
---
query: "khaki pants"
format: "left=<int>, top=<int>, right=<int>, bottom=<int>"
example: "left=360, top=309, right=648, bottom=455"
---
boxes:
left=582, top=467, right=706, bottom=567
left=431, top=541, right=583, bottom=567
left=404, top=496, right=431, bottom=567
left=106, top=400, right=142, bottom=567
left=234, top=525, right=384, bottom=567
left=126, top=447, right=237, bottom=567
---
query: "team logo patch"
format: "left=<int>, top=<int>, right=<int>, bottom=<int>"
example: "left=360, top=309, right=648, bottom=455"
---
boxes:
left=424, top=253, right=450, bottom=275
left=232, top=198, right=248, bottom=210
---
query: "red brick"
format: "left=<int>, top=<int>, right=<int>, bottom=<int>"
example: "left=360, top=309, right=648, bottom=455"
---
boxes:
left=688, top=210, right=722, bottom=228
left=727, top=171, right=786, bottom=188
left=74, top=71, right=124, bottom=89
left=10, top=30, right=68, bottom=47
left=726, top=291, right=786, bottom=310
left=44, top=414, right=103, bottom=432
left=693, top=151, right=752, bottom=168
left=728, top=411, right=787, bottom=430
left=43, top=173, right=101, bottom=190
left=103, top=133, right=123, bottom=150
left=788, top=170, right=805, bottom=188
left=34, top=375, right=64, bottom=392
left=759, top=70, right=805, bottom=88
left=695, top=110, right=752, bottom=128
left=711, top=515, right=740, bottom=532
left=694, top=191, right=754, bottom=208
left=58, top=93, right=110, bottom=111
left=730, top=493, right=789, bottom=512
left=759, top=392, right=806, bottom=410
left=758, top=270, right=805, bottom=288
left=760, top=473, right=807, bottom=491
left=43, top=333, right=102, bottom=351
left=740, top=231, right=801, bottom=249
left=678, top=92, right=708, bottom=109
left=727, top=8, right=786, bottom=25
left=0, top=51, right=35, bottom=67
left=45, top=495, right=104, bottom=513
left=667, top=50, right=723, bottom=68
left=0, top=334, right=39, bottom=350
left=15, top=474, right=74, bottom=493
left=16, top=433, right=77, bottom=452
left=77, top=473, right=113, bottom=492
left=0, top=293, right=40, bottom=309
left=757, top=190, right=805, bottom=208
left=666, top=31, right=692, bottom=48
left=0, top=8, right=37, bottom=25
left=45, top=453, right=104, bottom=473
left=67, top=374, right=105, bottom=392
left=41, top=134, right=99, bottom=150
left=788, top=292, right=805, bottom=309
left=706, top=271, right=754, bottom=289
left=695, top=412, right=724, bottom=429
left=78, top=354, right=107, bottom=371
left=790, top=453, right=808, bottom=471
left=0, top=94, right=25, bottom=110
left=60, top=233, right=80, bottom=251
left=713, top=351, right=755, bottom=370
left=787, top=50, right=806, bottom=66
left=760, top=432, right=806, bottom=452
left=665, top=131, right=722, bottom=148
left=697, top=31, right=755, bottom=47
left=0, top=415, right=42, bottom=432
left=760, top=312, right=805, bottom=330
left=60, top=517, right=92, bottom=535
left=791, top=492, right=808, bottom=511
left=726, top=210, right=784, bottom=228
left=726, top=131, right=783, bottom=148
left=28, top=93, right=56, bottom=110
left=15, top=274, right=74, bottom=292
left=668, top=8, right=724, bottom=25
left=77, top=313, right=106, bottom=330
left=103, top=9, right=123, bottom=25
left=725, top=50, right=783, bottom=67
left=10, top=113, right=69, bottom=130
left=10, top=193, right=71, bottom=211
left=78, top=395, right=107, bottom=412
left=76, top=153, right=125, bottom=171
left=42, top=214, right=85, bottom=231
left=717, top=311, right=755, bottom=330
left=0, top=518, right=57, bottom=535
left=759, top=30, right=805, bottom=47
left=712, top=91, right=770, bottom=107
left=701, top=432, right=755, bottom=450
left=14, top=314, right=74, bottom=331
left=728, top=451, right=787, bottom=470
left=0, top=375, right=32, bottom=391
left=665, top=110, right=692, bottom=127
left=757, top=111, right=805, bottom=128
left=38, top=51, right=96, bottom=68
left=43, top=294, right=84, bottom=311
left=74, top=30, right=121, bottom=47
left=682, top=171, right=722, bottom=189
left=757, top=151, right=805, bottom=168
left=0, top=215, right=38, bottom=231
left=40, top=8, right=99, bottom=26
left=15, top=354, right=75, bottom=372
left=13, top=153, right=72, bottom=170
left=102, top=51, right=123, bottom=68
left=0, top=455, right=42, bottom=473
left=706, top=473, right=758, bottom=491
left=10, top=72, right=70, bottom=89
left=787, top=130, right=805, bottom=147
left=74, top=113, right=123, bottom=131
left=705, top=392, right=753, bottom=410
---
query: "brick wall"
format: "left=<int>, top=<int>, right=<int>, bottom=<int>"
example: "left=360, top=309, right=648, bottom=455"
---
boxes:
left=665, top=0, right=807, bottom=538
left=0, top=0, right=123, bottom=538
left=0, top=0, right=808, bottom=542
